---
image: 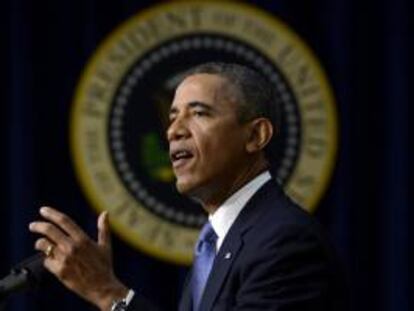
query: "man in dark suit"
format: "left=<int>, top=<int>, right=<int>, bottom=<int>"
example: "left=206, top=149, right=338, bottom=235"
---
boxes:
left=29, top=63, right=346, bottom=310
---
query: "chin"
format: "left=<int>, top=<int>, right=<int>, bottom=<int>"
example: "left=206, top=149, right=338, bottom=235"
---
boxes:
left=175, top=177, right=195, bottom=195
left=175, top=175, right=205, bottom=198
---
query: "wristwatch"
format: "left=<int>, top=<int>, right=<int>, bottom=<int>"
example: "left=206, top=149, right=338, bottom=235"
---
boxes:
left=110, top=289, right=135, bottom=311
left=111, top=299, right=127, bottom=311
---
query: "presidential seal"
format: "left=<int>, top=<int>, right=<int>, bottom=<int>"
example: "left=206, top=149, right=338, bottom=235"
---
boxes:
left=70, top=1, right=338, bottom=264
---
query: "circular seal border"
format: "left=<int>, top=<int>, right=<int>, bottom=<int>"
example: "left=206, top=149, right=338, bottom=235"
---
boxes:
left=70, top=1, right=338, bottom=265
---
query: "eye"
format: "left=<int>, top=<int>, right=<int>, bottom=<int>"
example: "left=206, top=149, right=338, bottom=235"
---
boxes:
left=193, top=110, right=208, bottom=117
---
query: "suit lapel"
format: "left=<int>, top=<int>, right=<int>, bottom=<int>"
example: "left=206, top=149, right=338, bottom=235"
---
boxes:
left=198, top=229, right=243, bottom=311
left=198, top=180, right=280, bottom=311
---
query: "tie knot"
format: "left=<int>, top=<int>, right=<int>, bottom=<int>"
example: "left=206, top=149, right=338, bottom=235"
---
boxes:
left=199, top=221, right=217, bottom=243
left=195, top=222, right=217, bottom=255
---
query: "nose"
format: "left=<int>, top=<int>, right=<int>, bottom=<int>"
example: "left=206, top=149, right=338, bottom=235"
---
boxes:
left=167, top=116, right=190, bottom=142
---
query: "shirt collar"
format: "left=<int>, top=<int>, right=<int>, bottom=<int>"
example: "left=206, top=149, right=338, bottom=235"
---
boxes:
left=209, top=171, right=271, bottom=250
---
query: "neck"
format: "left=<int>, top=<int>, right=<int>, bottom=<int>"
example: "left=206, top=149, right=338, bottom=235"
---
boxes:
left=197, top=158, right=268, bottom=214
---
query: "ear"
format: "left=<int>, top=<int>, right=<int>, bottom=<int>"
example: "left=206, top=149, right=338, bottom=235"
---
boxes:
left=245, top=118, right=274, bottom=153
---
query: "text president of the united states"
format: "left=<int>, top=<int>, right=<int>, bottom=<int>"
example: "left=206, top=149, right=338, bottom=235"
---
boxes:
left=29, top=63, right=347, bottom=310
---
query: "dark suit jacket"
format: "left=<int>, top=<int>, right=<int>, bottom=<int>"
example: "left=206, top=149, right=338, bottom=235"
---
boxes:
left=127, top=179, right=347, bottom=310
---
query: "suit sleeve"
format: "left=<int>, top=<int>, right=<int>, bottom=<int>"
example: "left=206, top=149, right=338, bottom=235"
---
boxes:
left=234, top=224, right=336, bottom=310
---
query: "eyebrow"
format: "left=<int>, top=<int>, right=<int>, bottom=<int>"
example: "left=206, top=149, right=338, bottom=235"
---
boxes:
left=169, top=101, right=214, bottom=115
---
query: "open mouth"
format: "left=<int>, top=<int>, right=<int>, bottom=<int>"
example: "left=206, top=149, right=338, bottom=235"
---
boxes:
left=170, top=148, right=194, bottom=169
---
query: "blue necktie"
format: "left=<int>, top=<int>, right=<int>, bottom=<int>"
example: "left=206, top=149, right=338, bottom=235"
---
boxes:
left=191, top=222, right=218, bottom=311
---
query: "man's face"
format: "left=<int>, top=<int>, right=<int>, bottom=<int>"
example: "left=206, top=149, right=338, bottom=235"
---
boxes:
left=167, top=73, right=251, bottom=200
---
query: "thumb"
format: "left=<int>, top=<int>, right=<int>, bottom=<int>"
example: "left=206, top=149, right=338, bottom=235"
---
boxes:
left=97, top=211, right=112, bottom=252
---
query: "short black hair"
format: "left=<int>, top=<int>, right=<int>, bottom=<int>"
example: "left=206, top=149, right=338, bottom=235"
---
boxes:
left=184, top=62, right=280, bottom=163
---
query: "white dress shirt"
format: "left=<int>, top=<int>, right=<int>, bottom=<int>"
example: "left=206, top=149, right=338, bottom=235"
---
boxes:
left=209, top=171, right=271, bottom=251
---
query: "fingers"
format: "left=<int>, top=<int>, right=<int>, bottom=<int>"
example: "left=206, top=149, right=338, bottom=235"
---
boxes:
left=34, top=237, right=51, bottom=253
left=28, top=207, right=123, bottom=309
left=97, top=211, right=111, bottom=252
left=38, top=206, right=88, bottom=242
left=36, top=241, right=64, bottom=279
left=34, top=237, right=63, bottom=276
left=29, top=221, right=71, bottom=250
left=34, top=237, right=58, bottom=258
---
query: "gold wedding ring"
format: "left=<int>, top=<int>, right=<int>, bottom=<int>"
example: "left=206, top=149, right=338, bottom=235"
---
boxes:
left=45, top=244, right=55, bottom=258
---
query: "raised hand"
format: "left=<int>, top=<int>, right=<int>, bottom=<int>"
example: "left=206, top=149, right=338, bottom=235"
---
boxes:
left=29, top=206, right=128, bottom=311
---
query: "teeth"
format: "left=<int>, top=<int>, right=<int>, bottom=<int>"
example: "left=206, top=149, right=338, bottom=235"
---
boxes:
left=173, top=150, right=192, bottom=160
